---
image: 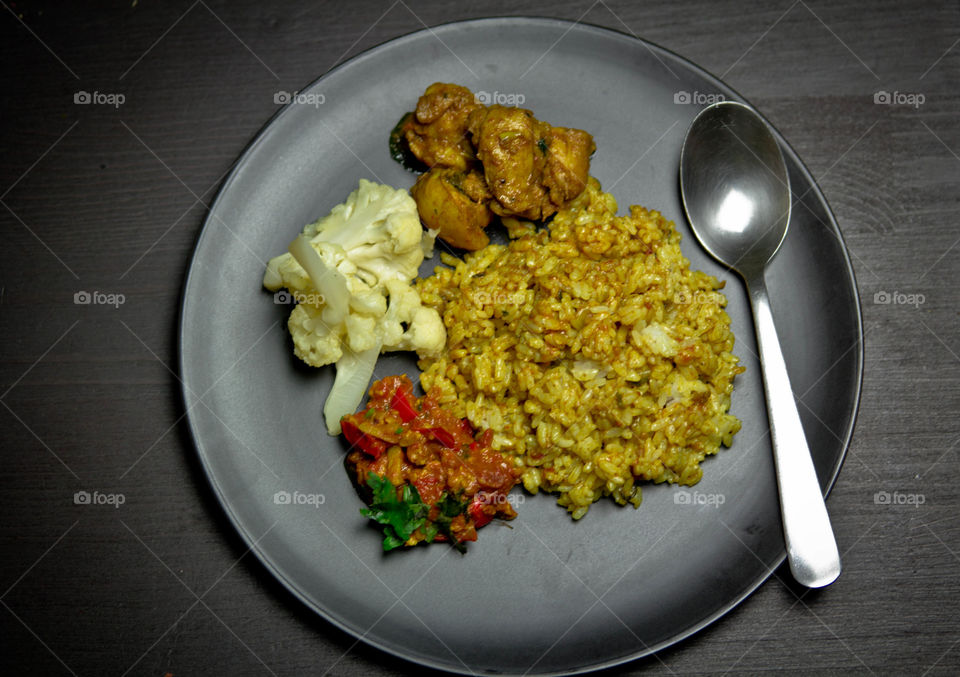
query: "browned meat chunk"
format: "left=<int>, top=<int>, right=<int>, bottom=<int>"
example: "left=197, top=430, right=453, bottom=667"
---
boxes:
left=543, top=126, right=595, bottom=207
left=394, top=83, right=596, bottom=250
left=402, top=83, right=482, bottom=170
left=468, top=106, right=595, bottom=221
left=468, top=106, right=552, bottom=220
left=410, top=168, right=493, bottom=250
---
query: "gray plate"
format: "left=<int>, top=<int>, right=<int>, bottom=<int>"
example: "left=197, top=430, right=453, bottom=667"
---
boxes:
left=179, top=17, right=863, bottom=676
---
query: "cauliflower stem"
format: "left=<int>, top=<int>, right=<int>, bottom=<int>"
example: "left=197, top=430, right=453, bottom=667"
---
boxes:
left=288, top=234, right=348, bottom=326
left=322, top=340, right=382, bottom=435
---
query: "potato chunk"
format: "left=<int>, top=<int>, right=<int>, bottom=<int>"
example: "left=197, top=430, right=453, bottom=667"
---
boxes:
left=411, top=168, right=493, bottom=250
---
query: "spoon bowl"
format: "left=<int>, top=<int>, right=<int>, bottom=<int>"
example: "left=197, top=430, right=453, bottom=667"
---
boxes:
left=680, top=101, right=791, bottom=278
left=680, top=101, right=841, bottom=588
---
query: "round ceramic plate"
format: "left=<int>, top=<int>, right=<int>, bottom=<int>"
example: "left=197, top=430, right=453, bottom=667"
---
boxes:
left=179, top=17, right=862, bottom=676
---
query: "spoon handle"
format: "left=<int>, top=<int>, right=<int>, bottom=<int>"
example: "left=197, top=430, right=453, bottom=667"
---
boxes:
left=748, top=278, right=841, bottom=588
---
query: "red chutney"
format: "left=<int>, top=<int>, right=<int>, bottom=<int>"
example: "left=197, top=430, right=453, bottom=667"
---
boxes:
left=342, top=375, right=519, bottom=549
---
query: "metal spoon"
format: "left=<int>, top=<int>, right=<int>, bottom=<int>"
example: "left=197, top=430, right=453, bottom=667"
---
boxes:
left=680, top=101, right=841, bottom=588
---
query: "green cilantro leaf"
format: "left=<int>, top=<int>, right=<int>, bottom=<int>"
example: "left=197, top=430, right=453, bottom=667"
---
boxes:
left=360, top=472, right=430, bottom=551
left=430, top=492, right=470, bottom=553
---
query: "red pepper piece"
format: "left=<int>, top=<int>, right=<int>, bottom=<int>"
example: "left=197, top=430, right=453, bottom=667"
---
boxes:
left=429, top=427, right=458, bottom=449
left=390, top=384, right=418, bottom=423
left=468, top=493, right=494, bottom=528
left=341, top=419, right=386, bottom=459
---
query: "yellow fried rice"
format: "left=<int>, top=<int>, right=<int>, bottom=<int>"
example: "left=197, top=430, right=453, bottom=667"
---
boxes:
left=416, top=179, right=744, bottom=518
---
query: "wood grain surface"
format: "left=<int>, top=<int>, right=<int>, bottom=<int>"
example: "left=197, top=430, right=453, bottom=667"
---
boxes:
left=1, top=1, right=958, bottom=675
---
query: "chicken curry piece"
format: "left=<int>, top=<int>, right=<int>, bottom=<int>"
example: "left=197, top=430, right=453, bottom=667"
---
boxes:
left=393, top=83, right=595, bottom=249
left=467, top=106, right=595, bottom=221
left=399, top=83, right=480, bottom=171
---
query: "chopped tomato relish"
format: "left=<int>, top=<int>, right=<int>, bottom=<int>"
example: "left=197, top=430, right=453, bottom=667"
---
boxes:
left=341, top=375, right=519, bottom=551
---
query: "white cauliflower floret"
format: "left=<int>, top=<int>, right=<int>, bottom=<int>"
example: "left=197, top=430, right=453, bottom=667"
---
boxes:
left=379, top=280, right=420, bottom=348
left=263, top=179, right=426, bottom=296
left=348, top=287, right=387, bottom=316
left=263, top=252, right=308, bottom=293
left=396, top=306, right=445, bottom=357
left=263, top=179, right=446, bottom=434
left=302, top=178, right=425, bottom=285
left=380, top=279, right=445, bottom=358
left=344, top=314, right=378, bottom=353
left=288, top=304, right=342, bottom=367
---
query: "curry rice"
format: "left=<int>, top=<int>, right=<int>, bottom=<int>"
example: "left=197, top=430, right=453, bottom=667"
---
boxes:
left=416, top=179, right=743, bottom=519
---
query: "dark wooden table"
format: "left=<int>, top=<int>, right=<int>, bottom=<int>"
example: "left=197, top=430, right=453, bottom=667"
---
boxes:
left=2, top=1, right=958, bottom=675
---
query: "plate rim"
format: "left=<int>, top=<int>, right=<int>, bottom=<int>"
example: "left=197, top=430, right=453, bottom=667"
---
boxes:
left=177, top=15, right=864, bottom=675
